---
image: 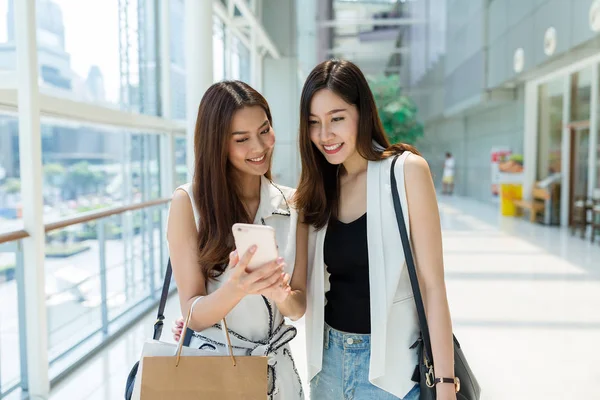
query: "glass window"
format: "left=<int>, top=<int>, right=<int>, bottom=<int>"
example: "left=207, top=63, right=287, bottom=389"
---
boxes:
left=0, top=0, right=16, bottom=72
left=35, top=0, right=119, bottom=105
left=174, top=136, right=187, bottom=186
left=231, top=35, right=242, bottom=81
left=0, top=243, right=23, bottom=394
left=597, top=65, right=600, bottom=191
left=45, top=201, right=167, bottom=363
left=536, top=77, right=564, bottom=181
left=570, top=67, right=593, bottom=122
left=0, top=113, right=21, bottom=235
left=34, top=0, right=160, bottom=115
left=40, top=119, right=162, bottom=223
left=170, top=0, right=186, bottom=120
left=214, top=17, right=225, bottom=82
left=596, top=129, right=600, bottom=191
left=237, top=37, right=250, bottom=84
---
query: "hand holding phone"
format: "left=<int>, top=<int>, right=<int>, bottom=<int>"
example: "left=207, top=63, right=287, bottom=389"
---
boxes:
left=232, top=223, right=279, bottom=270
left=225, top=242, right=291, bottom=303
left=228, top=223, right=291, bottom=302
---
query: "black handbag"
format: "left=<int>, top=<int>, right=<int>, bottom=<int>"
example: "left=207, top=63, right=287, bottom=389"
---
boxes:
left=124, top=258, right=193, bottom=399
left=390, top=155, right=481, bottom=400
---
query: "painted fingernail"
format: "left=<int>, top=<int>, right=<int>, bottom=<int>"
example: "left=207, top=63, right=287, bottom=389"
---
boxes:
left=250, top=245, right=257, bottom=253
left=276, top=257, right=284, bottom=263
left=231, top=250, right=237, bottom=257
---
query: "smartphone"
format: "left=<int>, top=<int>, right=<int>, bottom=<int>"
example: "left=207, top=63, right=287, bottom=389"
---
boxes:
left=232, top=223, right=279, bottom=270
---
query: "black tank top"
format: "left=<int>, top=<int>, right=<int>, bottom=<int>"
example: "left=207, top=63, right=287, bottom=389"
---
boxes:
left=323, top=213, right=370, bottom=334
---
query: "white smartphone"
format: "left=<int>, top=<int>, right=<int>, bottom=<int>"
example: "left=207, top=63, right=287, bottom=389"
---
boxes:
left=232, top=223, right=279, bottom=270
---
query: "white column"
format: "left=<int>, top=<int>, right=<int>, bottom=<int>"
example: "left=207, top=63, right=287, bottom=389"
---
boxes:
left=250, top=28, right=262, bottom=91
left=159, top=0, right=174, bottom=195
left=523, top=82, right=539, bottom=199
left=160, top=0, right=172, bottom=121
left=588, top=66, right=599, bottom=197
left=225, top=26, right=233, bottom=79
left=14, top=0, right=50, bottom=398
left=184, top=0, right=213, bottom=180
left=296, top=0, right=318, bottom=81
left=560, top=75, right=572, bottom=227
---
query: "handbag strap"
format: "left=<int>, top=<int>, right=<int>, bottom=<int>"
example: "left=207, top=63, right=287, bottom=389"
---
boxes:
left=175, top=296, right=237, bottom=367
left=390, top=154, right=434, bottom=365
left=152, top=258, right=173, bottom=341
left=153, top=258, right=234, bottom=360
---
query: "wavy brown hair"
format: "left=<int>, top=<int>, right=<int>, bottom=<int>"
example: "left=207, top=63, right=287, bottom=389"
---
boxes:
left=295, top=59, right=419, bottom=229
left=193, top=81, right=272, bottom=279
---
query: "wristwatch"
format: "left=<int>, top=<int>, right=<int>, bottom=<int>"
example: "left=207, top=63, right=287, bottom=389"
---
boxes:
left=434, top=377, right=460, bottom=393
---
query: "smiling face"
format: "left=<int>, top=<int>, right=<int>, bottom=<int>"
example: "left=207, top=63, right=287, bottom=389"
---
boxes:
left=227, top=105, right=275, bottom=176
left=308, top=88, right=361, bottom=166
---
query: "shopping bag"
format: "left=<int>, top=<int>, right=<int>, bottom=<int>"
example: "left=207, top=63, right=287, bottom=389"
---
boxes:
left=138, top=297, right=268, bottom=399
left=140, top=348, right=268, bottom=399
left=129, top=340, right=222, bottom=399
left=125, top=259, right=269, bottom=399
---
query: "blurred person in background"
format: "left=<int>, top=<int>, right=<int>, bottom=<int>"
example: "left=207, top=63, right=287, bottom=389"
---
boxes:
left=442, top=152, right=455, bottom=195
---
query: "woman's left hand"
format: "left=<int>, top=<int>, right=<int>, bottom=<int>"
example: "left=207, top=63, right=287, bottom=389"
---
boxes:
left=262, top=272, right=292, bottom=304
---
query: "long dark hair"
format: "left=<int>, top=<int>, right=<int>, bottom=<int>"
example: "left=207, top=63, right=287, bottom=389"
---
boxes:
left=295, top=59, right=419, bottom=229
left=193, top=81, right=273, bottom=279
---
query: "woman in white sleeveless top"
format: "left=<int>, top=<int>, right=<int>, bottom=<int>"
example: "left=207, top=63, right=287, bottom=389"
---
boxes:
left=294, top=60, right=458, bottom=400
left=167, top=81, right=307, bottom=400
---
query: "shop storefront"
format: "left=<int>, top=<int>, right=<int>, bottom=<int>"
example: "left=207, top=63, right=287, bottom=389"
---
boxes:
left=524, top=54, right=600, bottom=227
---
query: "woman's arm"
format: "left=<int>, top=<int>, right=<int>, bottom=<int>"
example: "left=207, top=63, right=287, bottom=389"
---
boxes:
left=273, top=216, right=309, bottom=320
left=167, top=189, right=285, bottom=332
left=403, top=155, right=456, bottom=399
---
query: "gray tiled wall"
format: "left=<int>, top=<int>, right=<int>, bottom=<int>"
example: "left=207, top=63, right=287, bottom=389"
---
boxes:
left=410, top=0, right=600, bottom=203
left=417, top=87, right=525, bottom=203
left=444, top=0, right=486, bottom=108
left=488, top=0, right=599, bottom=87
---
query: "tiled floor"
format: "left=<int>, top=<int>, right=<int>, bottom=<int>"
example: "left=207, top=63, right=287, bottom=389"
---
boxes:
left=46, top=196, right=600, bottom=400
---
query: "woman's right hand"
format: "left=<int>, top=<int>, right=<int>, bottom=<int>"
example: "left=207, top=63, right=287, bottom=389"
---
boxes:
left=172, top=317, right=184, bottom=342
left=171, top=246, right=287, bottom=342
left=226, top=246, right=288, bottom=298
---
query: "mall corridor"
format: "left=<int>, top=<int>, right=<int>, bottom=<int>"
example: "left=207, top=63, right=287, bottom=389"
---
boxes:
left=28, top=196, right=598, bottom=400
left=3, top=0, right=600, bottom=399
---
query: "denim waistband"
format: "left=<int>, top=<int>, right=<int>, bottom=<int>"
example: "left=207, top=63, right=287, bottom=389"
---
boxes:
left=324, top=323, right=370, bottom=350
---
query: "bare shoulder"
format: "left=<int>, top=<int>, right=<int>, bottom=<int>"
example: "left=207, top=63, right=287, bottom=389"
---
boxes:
left=404, top=153, right=430, bottom=171
left=402, top=153, right=432, bottom=182
left=170, top=188, right=194, bottom=215
left=402, top=154, right=439, bottom=218
left=167, top=188, right=196, bottom=238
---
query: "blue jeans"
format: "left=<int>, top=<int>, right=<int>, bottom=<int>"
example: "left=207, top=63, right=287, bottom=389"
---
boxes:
left=310, top=323, right=420, bottom=400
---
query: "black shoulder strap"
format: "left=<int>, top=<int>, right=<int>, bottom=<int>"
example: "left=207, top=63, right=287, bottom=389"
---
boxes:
left=152, top=258, right=193, bottom=345
left=390, top=155, right=434, bottom=365
left=152, top=258, right=173, bottom=340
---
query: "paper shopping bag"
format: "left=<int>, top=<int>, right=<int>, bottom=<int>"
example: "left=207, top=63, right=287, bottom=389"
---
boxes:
left=130, top=339, right=226, bottom=400
left=140, top=353, right=268, bottom=400
left=137, top=295, right=268, bottom=399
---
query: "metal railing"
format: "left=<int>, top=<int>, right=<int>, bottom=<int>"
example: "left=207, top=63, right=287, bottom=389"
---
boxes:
left=0, top=198, right=171, bottom=397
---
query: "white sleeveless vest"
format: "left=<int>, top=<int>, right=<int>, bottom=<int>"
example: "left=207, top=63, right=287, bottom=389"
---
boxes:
left=174, top=176, right=304, bottom=399
left=305, top=152, right=420, bottom=398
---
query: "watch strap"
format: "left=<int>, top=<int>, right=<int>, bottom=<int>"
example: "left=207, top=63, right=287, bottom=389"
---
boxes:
left=435, top=377, right=460, bottom=393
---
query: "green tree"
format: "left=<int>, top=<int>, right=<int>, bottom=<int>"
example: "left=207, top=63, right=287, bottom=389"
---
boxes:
left=2, top=178, right=21, bottom=194
left=43, top=163, right=65, bottom=187
left=367, top=74, right=424, bottom=145
left=61, top=162, right=105, bottom=198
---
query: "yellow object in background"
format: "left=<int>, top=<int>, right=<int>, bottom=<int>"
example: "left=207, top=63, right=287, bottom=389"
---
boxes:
left=500, top=184, right=523, bottom=216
